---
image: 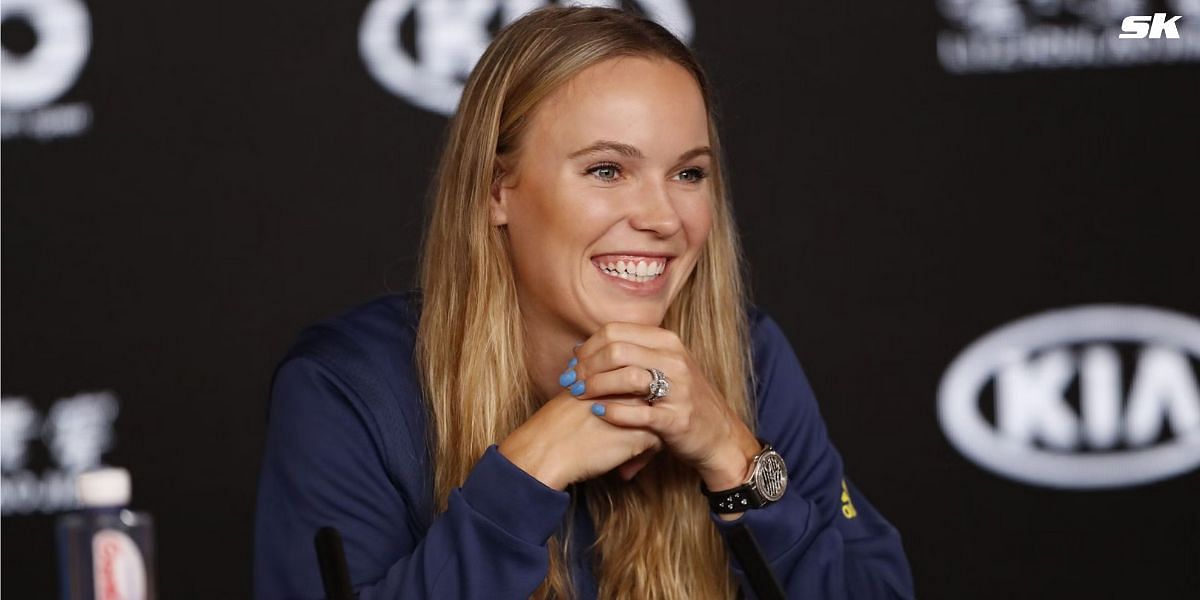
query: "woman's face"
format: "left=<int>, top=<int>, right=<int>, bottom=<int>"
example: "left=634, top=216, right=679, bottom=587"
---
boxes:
left=490, top=56, right=714, bottom=335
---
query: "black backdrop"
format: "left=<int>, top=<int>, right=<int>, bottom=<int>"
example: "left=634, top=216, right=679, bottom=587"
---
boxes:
left=4, top=0, right=1199, bottom=597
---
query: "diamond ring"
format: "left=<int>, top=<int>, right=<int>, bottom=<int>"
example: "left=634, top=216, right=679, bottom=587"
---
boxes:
left=644, top=368, right=669, bottom=405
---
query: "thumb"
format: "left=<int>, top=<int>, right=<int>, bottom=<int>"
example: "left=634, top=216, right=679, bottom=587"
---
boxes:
left=616, top=448, right=658, bottom=481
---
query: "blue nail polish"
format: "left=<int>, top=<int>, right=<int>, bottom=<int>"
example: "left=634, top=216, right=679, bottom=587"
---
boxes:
left=591, top=402, right=605, bottom=416
left=570, top=381, right=586, bottom=396
left=558, top=369, right=577, bottom=387
left=567, top=357, right=578, bottom=368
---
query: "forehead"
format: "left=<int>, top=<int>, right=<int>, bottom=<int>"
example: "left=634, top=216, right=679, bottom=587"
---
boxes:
left=525, top=56, right=710, bottom=156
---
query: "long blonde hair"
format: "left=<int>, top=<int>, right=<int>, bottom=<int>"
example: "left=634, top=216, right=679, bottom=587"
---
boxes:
left=415, top=7, right=755, bottom=599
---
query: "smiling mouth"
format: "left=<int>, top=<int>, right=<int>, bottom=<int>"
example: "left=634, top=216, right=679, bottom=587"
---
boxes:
left=590, top=256, right=671, bottom=283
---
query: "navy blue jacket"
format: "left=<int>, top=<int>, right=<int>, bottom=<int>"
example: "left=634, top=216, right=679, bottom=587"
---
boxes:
left=254, top=290, right=914, bottom=598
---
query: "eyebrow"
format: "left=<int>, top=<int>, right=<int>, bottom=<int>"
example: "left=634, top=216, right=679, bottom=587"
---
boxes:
left=566, top=140, right=712, bottom=162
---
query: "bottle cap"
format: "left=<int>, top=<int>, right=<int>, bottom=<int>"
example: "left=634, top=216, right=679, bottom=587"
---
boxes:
left=77, top=467, right=131, bottom=507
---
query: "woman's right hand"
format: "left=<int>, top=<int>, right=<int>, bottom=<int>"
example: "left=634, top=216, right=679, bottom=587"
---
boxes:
left=498, top=389, right=661, bottom=491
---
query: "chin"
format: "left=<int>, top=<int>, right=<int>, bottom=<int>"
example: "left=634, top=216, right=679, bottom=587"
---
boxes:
left=587, top=303, right=668, bottom=328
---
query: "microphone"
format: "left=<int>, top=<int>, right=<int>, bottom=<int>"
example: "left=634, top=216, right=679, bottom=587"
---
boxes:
left=314, top=526, right=355, bottom=600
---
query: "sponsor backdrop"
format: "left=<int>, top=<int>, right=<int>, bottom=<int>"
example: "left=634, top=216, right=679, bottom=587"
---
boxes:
left=3, top=0, right=1198, bottom=597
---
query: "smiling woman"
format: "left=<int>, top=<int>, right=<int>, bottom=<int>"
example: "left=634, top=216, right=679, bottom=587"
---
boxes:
left=254, top=6, right=913, bottom=600
left=490, top=54, right=715, bottom=347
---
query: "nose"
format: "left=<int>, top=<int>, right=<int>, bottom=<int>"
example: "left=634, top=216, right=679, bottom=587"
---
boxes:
left=628, top=180, right=683, bottom=237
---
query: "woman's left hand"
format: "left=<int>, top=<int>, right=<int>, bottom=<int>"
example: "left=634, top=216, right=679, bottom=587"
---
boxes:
left=568, top=322, right=763, bottom=490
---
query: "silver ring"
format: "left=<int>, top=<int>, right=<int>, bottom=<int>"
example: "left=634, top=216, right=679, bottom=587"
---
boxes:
left=644, top=368, right=669, bottom=405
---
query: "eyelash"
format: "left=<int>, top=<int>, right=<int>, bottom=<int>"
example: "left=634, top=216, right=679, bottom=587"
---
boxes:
left=585, top=162, right=709, bottom=184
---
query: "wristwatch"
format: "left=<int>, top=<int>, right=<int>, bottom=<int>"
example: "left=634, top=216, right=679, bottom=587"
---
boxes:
left=700, top=438, right=788, bottom=513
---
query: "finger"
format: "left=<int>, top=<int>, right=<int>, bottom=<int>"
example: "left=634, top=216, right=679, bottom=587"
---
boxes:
left=575, top=322, right=683, bottom=361
left=575, top=341, right=679, bottom=383
left=572, top=365, right=658, bottom=400
left=591, top=401, right=668, bottom=432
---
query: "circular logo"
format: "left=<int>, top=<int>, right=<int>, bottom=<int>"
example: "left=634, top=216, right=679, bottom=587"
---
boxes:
left=938, top=305, right=1200, bottom=489
left=358, top=0, right=695, bottom=115
left=1, top=0, right=91, bottom=111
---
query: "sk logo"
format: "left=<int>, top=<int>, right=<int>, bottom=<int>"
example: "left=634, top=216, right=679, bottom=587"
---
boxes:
left=1119, top=13, right=1183, bottom=39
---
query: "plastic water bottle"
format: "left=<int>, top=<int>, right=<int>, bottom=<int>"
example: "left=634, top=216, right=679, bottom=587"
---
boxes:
left=57, top=467, right=157, bottom=600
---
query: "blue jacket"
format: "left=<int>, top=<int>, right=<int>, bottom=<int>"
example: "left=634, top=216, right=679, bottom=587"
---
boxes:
left=254, top=290, right=914, bottom=599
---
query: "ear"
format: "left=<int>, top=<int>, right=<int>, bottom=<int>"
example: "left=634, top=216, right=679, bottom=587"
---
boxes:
left=489, top=157, right=514, bottom=227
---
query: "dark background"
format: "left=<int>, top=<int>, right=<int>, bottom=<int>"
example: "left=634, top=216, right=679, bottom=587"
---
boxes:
left=4, top=0, right=1198, bottom=597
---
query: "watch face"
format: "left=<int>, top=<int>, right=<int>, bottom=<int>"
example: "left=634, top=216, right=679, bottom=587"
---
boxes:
left=754, top=450, right=788, bottom=502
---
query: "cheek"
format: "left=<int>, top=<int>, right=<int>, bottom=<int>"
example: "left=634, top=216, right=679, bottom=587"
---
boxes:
left=507, top=179, right=572, bottom=248
left=541, top=186, right=626, bottom=250
left=507, top=187, right=605, bottom=284
left=679, top=195, right=715, bottom=246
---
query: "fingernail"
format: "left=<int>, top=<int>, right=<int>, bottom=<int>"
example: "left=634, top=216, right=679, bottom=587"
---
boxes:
left=591, top=402, right=605, bottom=416
left=570, top=381, right=586, bottom=396
left=567, top=357, right=578, bottom=368
left=558, top=369, right=577, bottom=387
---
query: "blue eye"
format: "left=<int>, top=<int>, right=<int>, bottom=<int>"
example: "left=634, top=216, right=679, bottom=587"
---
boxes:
left=586, top=163, right=621, bottom=181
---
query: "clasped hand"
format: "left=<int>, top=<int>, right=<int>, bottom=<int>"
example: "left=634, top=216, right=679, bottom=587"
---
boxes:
left=499, top=322, right=759, bottom=492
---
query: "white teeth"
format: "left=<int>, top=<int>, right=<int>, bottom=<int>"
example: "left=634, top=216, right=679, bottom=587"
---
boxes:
left=595, top=257, right=668, bottom=283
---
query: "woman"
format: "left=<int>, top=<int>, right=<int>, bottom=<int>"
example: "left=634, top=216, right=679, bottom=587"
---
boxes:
left=254, top=6, right=913, bottom=599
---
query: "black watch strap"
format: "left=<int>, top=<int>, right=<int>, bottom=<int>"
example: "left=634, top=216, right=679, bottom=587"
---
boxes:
left=701, top=481, right=765, bottom=513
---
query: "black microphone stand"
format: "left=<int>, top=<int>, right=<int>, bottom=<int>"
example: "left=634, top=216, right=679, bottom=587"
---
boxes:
left=314, top=526, right=356, bottom=600
left=727, top=523, right=787, bottom=600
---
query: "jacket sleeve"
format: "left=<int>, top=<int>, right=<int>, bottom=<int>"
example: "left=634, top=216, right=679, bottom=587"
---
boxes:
left=709, top=311, right=915, bottom=599
left=253, top=356, right=570, bottom=599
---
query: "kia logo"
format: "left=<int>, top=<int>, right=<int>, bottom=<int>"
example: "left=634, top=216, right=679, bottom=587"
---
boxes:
left=938, top=305, right=1200, bottom=489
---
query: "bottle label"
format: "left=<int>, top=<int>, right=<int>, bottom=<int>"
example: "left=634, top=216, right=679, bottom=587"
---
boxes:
left=92, top=529, right=147, bottom=600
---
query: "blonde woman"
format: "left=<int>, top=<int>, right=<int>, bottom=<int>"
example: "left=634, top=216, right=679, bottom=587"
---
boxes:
left=255, top=6, right=912, bottom=599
